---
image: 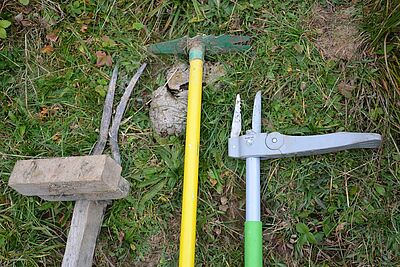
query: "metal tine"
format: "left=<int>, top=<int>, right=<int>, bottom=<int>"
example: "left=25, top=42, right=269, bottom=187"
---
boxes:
left=92, top=65, right=118, bottom=156
left=252, top=91, right=262, bottom=134
left=230, top=94, right=242, bottom=138
left=109, top=63, right=147, bottom=164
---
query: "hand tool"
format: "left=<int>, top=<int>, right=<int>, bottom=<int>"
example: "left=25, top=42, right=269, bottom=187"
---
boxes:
left=9, top=64, right=147, bottom=267
left=147, top=35, right=250, bottom=267
left=228, top=91, right=382, bottom=267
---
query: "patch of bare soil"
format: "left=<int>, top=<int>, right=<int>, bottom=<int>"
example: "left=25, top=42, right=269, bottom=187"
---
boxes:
left=134, top=233, right=164, bottom=267
left=266, top=232, right=295, bottom=265
left=134, top=215, right=180, bottom=267
left=308, top=4, right=362, bottom=61
left=164, top=214, right=180, bottom=261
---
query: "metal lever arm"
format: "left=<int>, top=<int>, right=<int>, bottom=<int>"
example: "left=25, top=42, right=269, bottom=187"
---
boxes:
left=228, top=132, right=382, bottom=159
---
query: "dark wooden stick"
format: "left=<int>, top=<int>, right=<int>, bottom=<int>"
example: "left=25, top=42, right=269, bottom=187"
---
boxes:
left=109, top=63, right=147, bottom=164
left=92, top=65, right=119, bottom=156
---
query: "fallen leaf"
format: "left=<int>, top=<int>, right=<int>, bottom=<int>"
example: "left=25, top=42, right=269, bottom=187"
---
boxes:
left=20, top=5, right=33, bottom=14
left=80, top=24, right=88, bottom=33
left=101, top=35, right=116, bottom=47
left=38, top=106, right=49, bottom=120
left=69, top=123, right=79, bottom=130
left=20, top=19, right=34, bottom=27
left=271, top=45, right=279, bottom=52
left=95, top=51, right=112, bottom=67
left=46, top=30, right=59, bottom=42
left=338, top=81, right=354, bottom=99
left=52, top=132, right=61, bottom=143
left=214, top=227, right=221, bottom=236
left=335, top=222, right=346, bottom=234
left=41, top=45, right=54, bottom=54
left=210, top=178, right=217, bottom=187
left=49, top=104, right=62, bottom=115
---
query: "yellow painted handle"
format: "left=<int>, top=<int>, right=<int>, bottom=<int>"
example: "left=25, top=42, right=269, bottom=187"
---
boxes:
left=179, top=57, right=204, bottom=267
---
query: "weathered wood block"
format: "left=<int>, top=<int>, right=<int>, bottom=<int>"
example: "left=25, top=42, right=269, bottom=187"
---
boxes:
left=39, top=177, right=130, bottom=201
left=8, top=155, right=130, bottom=200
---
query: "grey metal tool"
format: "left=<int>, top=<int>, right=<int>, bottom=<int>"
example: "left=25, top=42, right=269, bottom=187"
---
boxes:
left=228, top=91, right=382, bottom=267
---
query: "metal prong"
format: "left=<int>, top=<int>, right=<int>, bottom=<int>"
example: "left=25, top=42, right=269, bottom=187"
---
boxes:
left=230, top=94, right=241, bottom=138
left=252, top=91, right=262, bottom=134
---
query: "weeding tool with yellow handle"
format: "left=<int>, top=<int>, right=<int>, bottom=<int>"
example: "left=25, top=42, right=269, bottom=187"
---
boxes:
left=147, top=35, right=250, bottom=267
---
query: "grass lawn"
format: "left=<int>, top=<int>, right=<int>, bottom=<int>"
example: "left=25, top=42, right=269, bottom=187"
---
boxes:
left=1, top=0, right=399, bottom=266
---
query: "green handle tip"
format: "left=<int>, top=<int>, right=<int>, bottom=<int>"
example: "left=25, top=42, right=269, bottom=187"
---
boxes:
left=245, top=221, right=263, bottom=267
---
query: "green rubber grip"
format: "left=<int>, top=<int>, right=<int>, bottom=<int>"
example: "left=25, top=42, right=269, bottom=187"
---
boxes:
left=245, top=221, right=263, bottom=267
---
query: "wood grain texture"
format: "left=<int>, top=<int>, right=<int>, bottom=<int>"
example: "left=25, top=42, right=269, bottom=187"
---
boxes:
left=62, top=200, right=108, bottom=267
left=40, top=176, right=129, bottom=201
left=8, top=155, right=122, bottom=196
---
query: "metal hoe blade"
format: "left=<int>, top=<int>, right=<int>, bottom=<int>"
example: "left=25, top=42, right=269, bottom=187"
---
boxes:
left=147, top=35, right=251, bottom=55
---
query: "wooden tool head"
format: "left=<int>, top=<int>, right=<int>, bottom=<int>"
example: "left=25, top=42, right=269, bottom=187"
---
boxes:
left=8, top=155, right=129, bottom=201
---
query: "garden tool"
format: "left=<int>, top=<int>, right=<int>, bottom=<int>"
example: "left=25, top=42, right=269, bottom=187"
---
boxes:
left=9, top=64, right=147, bottom=267
left=147, top=35, right=250, bottom=267
left=228, top=91, right=382, bottom=267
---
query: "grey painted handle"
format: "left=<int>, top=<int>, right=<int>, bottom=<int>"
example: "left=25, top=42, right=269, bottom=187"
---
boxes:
left=228, top=132, right=382, bottom=159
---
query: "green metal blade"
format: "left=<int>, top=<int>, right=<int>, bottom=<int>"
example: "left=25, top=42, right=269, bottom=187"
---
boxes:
left=147, top=36, right=188, bottom=55
left=147, top=35, right=251, bottom=55
left=202, top=35, right=251, bottom=54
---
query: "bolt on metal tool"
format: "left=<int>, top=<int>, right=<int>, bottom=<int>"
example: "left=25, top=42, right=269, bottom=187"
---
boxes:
left=147, top=35, right=250, bottom=267
left=228, top=91, right=382, bottom=267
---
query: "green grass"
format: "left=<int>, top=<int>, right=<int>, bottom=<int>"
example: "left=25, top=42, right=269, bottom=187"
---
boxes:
left=0, top=0, right=399, bottom=266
